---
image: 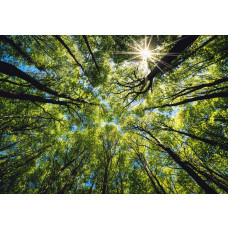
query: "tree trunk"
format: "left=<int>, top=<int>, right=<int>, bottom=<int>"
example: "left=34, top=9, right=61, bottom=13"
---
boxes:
left=137, top=127, right=217, bottom=194
left=148, top=92, right=228, bottom=109
left=102, top=165, right=109, bottom=194
left=58, top=158, right=84, bottom=194
left=143, top=36, right=200, bottom=92
left=0, top=89, right=72, bottom=107
left=42, top=158, right=76, bottom=194
left=82, top=35, right=100, bottom=72
left=162, top=124, right=228, bottom=151
left=187, top=162, right=228, bottom=193
left=53, top=35, right=85, bottom=73
left=0, top=61, right=86, bottom=104
left=137, top=155, right=162, bottom=194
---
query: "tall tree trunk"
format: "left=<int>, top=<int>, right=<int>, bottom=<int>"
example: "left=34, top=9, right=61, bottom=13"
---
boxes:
left=82, top=35, right=100, bottom=72
left=187, top=162, right=228, bottom=193
left=58, top=158, right=85, bottom=194
left=137, top=154, right=162, bottom=194
left=137, top=127, right=217, bottom=194
left=120, top=173, right=124, bottom=194
left=147, top=92, right=228, bottom=109
left=162, top=124, right=228, bottom=151
left=143, top=163, right=162, bottom=194
left=42, top=158, right=76, bottom=194
left=0, top=61, right=87, bottom=104
left=102, top=164, right=109, bottom=194
left=0, top=89, right=72, bottom=107
left=142, top=36, right=200, bottom=92
left=149, top=169, right=167, bottom=194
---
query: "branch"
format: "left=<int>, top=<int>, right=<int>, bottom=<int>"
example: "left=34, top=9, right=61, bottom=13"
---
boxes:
left=0, top=89, right=77, bottom=107
left=53, top=35, right=86, bottom=73
left=82, top=35, right=100, bottom=72
left=146, top=92, right=228, bottom=109
left=0, top=61, right=88, bottom=104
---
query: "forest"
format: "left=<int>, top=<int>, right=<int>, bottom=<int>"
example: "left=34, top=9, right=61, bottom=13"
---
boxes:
left=0, top=35, right=227, bottom=194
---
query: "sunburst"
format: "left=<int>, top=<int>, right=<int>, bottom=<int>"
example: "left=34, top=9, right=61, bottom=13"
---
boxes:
left=113, top=35, right=179, bottom=73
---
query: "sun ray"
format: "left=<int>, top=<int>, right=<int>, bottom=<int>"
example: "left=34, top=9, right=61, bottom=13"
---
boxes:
left=128, top=36, right=143, bottom=52
left=113, top=51, right=140, bottom=55
left=127, top=55, right=142, bottom=62
left=151, top=52, right=180, bottom=56
left=152, top=56, right=172, bottom=68
left=147, top=35, right=153, bottom=49
left=145, top=35, right=147, bottom=51
left=148, top=57, right=164, bottom=73
left=112, top=35, right=176, bottom=72
left=115, top=37, right=140, bottom=51
left=153, top=36, right=189, bottom=52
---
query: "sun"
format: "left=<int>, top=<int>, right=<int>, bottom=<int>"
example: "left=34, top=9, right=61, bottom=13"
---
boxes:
left=113, top=36, right=156, bottom=72
left=140, top=48, right=152, bottom=62
left=113, top=35, right=177, bottom=73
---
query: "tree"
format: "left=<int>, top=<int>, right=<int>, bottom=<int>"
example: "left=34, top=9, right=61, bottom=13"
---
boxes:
left=0, top=35, right=227, bottom=194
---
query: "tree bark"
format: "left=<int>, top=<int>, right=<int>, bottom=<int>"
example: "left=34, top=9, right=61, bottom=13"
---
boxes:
left=162, top=124, right=228, bottom=151
left=143, top=36, right=200, bottom=92
left=82, top=35, right=100, bottom=72
left=188, top=163, right=228, bottom=193
left=102, top=164, right=109, bottom=194
left=0, top=89, right=72, bottom=107
left=170, top=77, right=228, bottom=100
left=147, top=92, right=228, bottom=109
left=136, top=126, right=217, bottom=194
left=58, top=158, right=85, bottom=194
left=53, top=35, right=86, bottom=73
left=42, top=158, right=76, bottom=194
left=0, top=61, right=87, bottom=104
left=136, top=153, right=163, bottom=193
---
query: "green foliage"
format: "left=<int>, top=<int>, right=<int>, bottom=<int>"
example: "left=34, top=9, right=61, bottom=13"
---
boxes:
left=0, top=35, right=227, bottom=194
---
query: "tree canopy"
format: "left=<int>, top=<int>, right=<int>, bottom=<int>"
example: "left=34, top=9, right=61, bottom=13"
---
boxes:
left=0, top=35, right=227, bottom=194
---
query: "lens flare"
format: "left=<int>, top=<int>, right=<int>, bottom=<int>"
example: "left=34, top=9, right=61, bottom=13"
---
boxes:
left=140, top=48, right=152, bottom=61
left=113, top=35, right=180, bottom=73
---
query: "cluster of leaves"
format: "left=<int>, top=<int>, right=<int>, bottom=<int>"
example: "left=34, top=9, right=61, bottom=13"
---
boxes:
left=0, top=35, right=227, bottom=193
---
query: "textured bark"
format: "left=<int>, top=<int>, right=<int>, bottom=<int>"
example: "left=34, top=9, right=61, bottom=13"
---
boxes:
left=136, top=126, right=217, bottom=194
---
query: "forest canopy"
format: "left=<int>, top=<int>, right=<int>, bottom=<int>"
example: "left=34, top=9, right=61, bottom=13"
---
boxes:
left=0, top=35, right=227, bottom=194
